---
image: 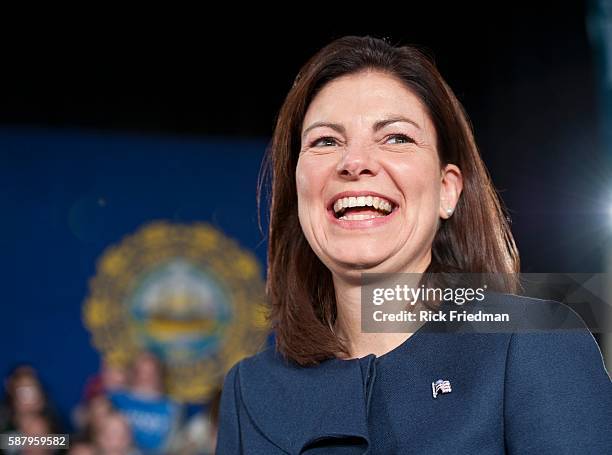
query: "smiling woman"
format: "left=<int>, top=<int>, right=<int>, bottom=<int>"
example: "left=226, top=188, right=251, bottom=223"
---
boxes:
left=269, top=38, right=519, bottom=364
left=216, top=36, right=612, bottom=454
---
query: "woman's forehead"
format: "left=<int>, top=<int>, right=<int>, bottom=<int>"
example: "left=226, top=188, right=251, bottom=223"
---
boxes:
left=302, top=71, right=432, bottom=133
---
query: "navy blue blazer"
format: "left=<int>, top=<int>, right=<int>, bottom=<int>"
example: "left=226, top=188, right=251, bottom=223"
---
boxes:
left=217, top=295, right=612, bottom=454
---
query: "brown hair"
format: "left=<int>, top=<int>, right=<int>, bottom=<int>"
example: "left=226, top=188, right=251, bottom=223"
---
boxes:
left=260, top=36, right=520, bottom=365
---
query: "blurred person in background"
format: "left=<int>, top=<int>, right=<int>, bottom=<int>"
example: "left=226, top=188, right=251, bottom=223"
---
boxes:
left=19, top=413, right=57, bottom=455
left=108, top=351, right=181, bottom=454
left=94, top=411, right=140, bottom=455
left=70, top=393, right=114, bottom=445
left=72, top=359, right=128, bottom=441
left=99, top=361, right=129, bottom=393
left=2, top=412, right=59, bottom=455
left=67, top=434, right=96, bottom=455
left=0, top=365, right=63, bottom=435
left=171, top=387, right=222, bottom=455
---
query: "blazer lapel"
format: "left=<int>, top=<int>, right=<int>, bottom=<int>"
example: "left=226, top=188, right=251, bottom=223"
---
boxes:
left=238, top=348, right=371, bottom=454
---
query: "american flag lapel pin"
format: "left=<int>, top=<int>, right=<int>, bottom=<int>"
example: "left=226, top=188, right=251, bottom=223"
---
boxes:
left=432, top=379, right=452, bottom=398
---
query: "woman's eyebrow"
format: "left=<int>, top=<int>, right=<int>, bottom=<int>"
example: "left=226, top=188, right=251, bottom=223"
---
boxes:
left=301, top=121, right=345, bottom=140
left=373, top=116, right=421, bottom=131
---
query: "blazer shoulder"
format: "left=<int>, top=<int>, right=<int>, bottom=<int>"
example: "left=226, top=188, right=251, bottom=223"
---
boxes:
left=477, top=291, right=592, bottom=331
left=236, top=344, right=359, bottom=391
left=502, top=300, right=612, bottom=451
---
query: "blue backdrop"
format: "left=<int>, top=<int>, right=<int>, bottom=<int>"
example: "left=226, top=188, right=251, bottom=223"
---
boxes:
left=0, top=127, right=269, bottom=427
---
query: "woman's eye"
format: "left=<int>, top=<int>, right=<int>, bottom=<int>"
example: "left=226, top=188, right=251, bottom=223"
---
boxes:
left=386, top=134, right=415, bottom=145
left=311, top=137, right=338, bottom=147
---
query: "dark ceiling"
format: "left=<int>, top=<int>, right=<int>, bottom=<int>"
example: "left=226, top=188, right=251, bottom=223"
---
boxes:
left=0, top=3, right=594, bottom=138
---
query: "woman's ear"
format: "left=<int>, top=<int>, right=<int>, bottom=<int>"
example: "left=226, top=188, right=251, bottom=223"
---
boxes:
left=439, top=164, right=463, bottom=219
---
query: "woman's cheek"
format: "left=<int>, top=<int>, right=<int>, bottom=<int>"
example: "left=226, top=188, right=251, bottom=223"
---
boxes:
left=295, top=161, right=307, bottom=193
left=296, top=159, right=318, bottom=198
left=296, top=162, right=317, bottom=235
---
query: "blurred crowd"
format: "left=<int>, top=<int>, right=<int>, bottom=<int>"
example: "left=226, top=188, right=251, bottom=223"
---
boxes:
left=0, top=352, right=220, bottom=455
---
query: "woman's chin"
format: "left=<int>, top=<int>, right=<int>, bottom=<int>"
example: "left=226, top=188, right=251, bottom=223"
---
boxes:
left=329, top=253, right=395, bottom=274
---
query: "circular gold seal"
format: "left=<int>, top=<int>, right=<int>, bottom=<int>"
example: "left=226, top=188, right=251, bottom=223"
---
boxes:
left=83, top=220, right=268, bottom=403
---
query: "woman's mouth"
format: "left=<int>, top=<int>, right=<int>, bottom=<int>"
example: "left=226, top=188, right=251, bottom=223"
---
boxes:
left=332, top=195, right=395, bottom=220
left=326, top=193, right=398, bottom=228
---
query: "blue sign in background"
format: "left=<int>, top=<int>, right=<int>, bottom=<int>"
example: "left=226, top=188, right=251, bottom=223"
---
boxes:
left=0, top=127, right=269, bottom=427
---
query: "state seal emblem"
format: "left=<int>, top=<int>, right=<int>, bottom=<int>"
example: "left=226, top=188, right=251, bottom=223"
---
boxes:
left=83, top=221, right=268, bottom=402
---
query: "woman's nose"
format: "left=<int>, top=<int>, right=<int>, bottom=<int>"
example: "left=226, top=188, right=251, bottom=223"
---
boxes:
left=336, top=146, right=378, bottom=179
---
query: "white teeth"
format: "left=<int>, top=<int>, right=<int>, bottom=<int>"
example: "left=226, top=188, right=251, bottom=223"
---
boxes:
left=339, top=213, right=386, bottom=221
left=332, top=194, right=395, bottom=216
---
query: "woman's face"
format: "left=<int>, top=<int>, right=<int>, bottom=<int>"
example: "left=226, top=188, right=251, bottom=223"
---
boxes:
left=96, top=414, right=132, bottom=453
left=131, top=352, right=163, bottom=394
left=11, top=375, right=44, bottom=414
left=297, top=70, right=461, bottom=280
